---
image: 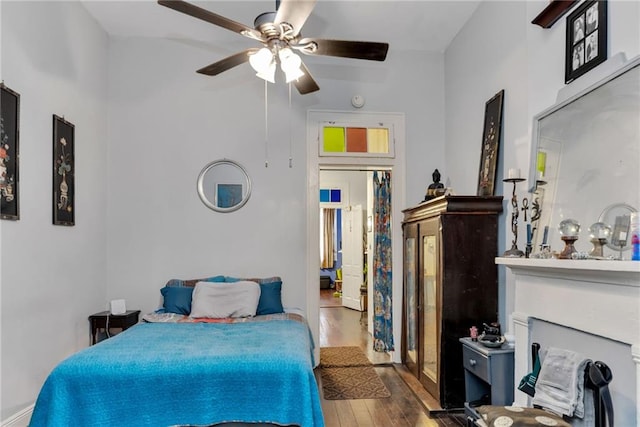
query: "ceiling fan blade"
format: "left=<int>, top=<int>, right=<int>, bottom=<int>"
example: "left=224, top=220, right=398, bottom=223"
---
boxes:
left=297, top=38, right=389, bottom=61
left=158, top=0, right=263, bottom=41
left=293, top=61, right=320, bottom=94
left=196, top=49, right=259, bottom=76
left=274, top=0, right=317, bottom=37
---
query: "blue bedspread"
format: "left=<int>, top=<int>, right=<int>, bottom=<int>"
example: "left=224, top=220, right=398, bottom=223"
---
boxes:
left=30, top=314, right=324, bottom=427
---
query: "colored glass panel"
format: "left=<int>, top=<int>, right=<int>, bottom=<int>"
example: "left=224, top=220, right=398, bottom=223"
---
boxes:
left=320, top=189, right=330, bottom=203
left=330, top=189, right=341, bottom=203
left=323, top=127, right=346, bottom=152
left=368, top=128, right=389, bottom=153
left=346, top=127, right=367, bottom=152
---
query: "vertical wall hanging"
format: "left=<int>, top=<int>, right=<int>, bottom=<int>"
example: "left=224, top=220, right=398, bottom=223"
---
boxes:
left=52, top=115, right=75, bottom=226
left=477, top=90, right=505, bottom=196
left=0, top=83, right=20, bottom=220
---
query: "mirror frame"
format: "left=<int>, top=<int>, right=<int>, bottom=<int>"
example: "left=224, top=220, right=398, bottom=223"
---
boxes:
left=196, top=159, right=252, bottom=213
left=527, top=55, right=640, bottom=193
left=527, top=55, right=640, bottom=251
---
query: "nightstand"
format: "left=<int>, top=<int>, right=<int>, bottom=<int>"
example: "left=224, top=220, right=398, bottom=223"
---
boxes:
left=460, top=337, right=514, bottom=418
left=89, top=310, right=141, bottom=345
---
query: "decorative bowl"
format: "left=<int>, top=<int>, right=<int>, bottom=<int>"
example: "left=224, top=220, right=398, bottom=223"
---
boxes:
left=478, top=334, right=506, bottom=348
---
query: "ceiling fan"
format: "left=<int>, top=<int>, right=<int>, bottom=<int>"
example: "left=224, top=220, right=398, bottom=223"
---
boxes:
left=157, top=0, right=389, bottom=94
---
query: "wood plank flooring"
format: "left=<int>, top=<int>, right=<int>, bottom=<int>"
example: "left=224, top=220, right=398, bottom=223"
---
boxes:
left=317, top=289, right=467, bottom=427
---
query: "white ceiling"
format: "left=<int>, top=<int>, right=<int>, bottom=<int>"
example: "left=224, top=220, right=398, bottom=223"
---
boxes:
left=81, top=0, right=482, bottom=53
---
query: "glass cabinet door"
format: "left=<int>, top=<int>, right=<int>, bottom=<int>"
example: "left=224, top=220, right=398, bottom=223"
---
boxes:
left=419, top=219, right=440, bottom=399
left=403, top=224, right=419, bottom=376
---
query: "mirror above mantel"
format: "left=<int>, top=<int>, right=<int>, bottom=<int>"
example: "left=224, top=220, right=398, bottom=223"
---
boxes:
left=527, top=54, right=640, bottom=258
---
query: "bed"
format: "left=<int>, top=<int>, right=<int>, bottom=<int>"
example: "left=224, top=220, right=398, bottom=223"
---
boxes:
left=30, top=276, right=324, bottom=427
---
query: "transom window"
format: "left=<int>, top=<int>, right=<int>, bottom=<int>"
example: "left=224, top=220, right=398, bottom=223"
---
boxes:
left=320, top=122, right=394, bottom=157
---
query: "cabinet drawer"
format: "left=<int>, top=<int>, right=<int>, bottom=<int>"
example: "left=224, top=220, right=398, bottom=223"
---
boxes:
left=462, top=345, right=490, bottom=383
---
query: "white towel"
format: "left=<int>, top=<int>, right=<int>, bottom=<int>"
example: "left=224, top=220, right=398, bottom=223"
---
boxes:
left=532, top=347, right=591, bottom=418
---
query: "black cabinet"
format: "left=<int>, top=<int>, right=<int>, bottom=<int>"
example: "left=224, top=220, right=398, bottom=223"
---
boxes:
left=401, top=196, right=502, bottom=409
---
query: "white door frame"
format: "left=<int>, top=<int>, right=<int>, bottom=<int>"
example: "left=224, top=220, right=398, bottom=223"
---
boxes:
left=306, top=110, right=406, bottom=365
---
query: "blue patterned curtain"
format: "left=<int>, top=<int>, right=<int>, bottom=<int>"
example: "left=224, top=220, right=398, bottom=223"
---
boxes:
left=373, top=171, right=394, bottom=352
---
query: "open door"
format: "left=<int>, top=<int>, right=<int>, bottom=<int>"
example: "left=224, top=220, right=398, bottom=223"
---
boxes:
left=341, top=205, right=364, bottom=311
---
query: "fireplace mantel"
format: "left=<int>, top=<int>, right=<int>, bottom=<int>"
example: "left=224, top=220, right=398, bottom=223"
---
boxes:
left=497, top=258, right=639, bottom=286
left=496, top=257, right=640, bottom=424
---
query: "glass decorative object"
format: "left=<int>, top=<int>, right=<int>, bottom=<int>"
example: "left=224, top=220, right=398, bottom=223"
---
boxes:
left=558, top=219, right=580, bottom=259
left=588, top=222, right=612, bottom=257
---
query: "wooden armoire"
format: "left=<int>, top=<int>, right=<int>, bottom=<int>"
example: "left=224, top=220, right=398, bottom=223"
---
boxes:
left=401, top=195, right=503, bottom=409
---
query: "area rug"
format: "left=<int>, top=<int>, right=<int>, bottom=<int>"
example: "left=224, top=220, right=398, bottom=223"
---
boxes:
left=319, top=346, right=372, bottom=367
left=318, top=346, right=391, bottom=400
left=320, top=366, right=391, bottom=400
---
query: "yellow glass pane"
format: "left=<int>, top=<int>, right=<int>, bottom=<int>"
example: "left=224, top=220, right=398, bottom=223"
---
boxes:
left=536, top=151, right=547, bottom=176
left=323, top=127, right=346, bottom=152
left=367, top=128, right=389, bottom=153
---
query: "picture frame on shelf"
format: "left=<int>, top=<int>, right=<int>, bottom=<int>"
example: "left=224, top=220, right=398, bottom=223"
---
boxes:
left=52, top=115, right=75, bottom=226
left=477, top=90, right=504, bottom=196
left=565, top=0, right=607, bottom=84
left=0, top=83, right=20, bottom=220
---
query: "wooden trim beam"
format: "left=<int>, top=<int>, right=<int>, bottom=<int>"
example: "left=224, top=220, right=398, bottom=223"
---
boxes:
left=532, top=0, right=578, bottom=28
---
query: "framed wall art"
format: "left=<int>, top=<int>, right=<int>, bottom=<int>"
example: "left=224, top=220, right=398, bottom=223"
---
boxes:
left=52, top=115, right=75, bottom=226
left=0, top=83, right=20, bottom=220
left=216, top=183, right=243, bottom=208
left=477, top=90, right=505, bottom=196
left=565, top=0, right=607, bottom=84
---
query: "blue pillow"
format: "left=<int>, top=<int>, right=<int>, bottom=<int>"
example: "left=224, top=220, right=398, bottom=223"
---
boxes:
left=225, top=276, right=284, bottom=315
left=256, top=280, right=284, bottom=315
left=160, top=286, right=194, bottom=315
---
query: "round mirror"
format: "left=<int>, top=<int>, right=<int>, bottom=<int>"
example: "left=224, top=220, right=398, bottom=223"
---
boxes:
left=197, top=159, right=252, bottom=213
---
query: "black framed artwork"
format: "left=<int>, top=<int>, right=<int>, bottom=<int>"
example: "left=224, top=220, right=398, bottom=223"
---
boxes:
left=0, top=83, right=20, bottom=220
left=52, top=115, right=75, bottom=226
left=565, top=0, right=607, bottom=84
left=477, top=90, right=505, bottom=196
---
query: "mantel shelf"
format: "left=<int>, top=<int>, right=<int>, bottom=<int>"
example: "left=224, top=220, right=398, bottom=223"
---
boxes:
left=531, top=0, right=577, bottom=28
left=496, top=257, right=640, bottom=287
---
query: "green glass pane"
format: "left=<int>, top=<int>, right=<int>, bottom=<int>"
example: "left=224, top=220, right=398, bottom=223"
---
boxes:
left=323, top=127, right=345, bottom=152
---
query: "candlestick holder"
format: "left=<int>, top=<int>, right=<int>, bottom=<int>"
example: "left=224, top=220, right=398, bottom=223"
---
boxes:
left=559, top=236, right=578, bottom=259
left=503, top=177, right=526, bottom=257
left=558, top=219, right=580, bottom=259
left=588, top=222, right=612, bottom=258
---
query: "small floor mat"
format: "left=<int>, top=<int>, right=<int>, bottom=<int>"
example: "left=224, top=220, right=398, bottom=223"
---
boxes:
left=320, top=366, right=391, bottom=400
left=319, top=346, right=372, bottom=367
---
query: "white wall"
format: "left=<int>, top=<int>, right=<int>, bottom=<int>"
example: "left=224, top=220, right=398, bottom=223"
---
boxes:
left=445, top=0, right=640, bottom=329
left=1, top=3, right=444, bottom=416
left=0, top=1, right=109, bottom=419
left=5, top=0, right=637, bottom=420
left=104, top=36, right=444, bottom=319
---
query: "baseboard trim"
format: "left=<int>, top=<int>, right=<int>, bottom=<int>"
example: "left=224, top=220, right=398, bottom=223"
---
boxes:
left=2, top=404, right=33, bottom=427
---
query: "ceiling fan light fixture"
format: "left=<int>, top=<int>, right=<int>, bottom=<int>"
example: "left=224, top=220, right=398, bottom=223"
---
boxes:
left=249, top=47, right=274, bottom=73
left=279, top=48, right=305, bottom=83
left=256, top=61, right=276, bottom=83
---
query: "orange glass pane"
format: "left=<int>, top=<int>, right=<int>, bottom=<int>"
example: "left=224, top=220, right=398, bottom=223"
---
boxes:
left=323, top=127, right=345, bottom=152
left=368, top=128, right=389, bottom=153
left=346, top=127, right=367, bottom=152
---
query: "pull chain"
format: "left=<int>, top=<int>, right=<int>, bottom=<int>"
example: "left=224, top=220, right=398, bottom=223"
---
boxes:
left=264, top=80, right=269, bottom=168
left=288, top=82, right=293, bottom=168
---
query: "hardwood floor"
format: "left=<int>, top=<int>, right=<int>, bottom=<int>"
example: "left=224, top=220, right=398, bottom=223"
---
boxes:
left=317, top=289, right=467, bottom=427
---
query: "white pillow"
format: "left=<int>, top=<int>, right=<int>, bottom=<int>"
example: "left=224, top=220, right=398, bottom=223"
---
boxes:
left=190, top=281, right=260, bottom=318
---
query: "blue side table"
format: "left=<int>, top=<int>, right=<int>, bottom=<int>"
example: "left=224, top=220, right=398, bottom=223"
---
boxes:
left=460, top=337, right=514, bottom=418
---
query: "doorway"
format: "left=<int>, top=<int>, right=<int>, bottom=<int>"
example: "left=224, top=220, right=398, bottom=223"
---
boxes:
left=318, top=168, right=392, bottom=362
left=306, top=110, right=406, bottom=365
